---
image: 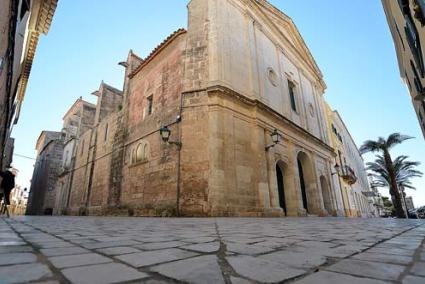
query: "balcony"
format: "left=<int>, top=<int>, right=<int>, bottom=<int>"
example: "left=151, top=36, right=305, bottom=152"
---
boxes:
left=414, top=87, right=425, bottom=101
left=341, top=165, right=357, bottom=185
left=413, top=0, right=425, bottom=26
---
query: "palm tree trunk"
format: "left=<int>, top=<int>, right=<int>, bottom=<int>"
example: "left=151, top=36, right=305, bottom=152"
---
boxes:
left=384, top=150, right=405, bottom=218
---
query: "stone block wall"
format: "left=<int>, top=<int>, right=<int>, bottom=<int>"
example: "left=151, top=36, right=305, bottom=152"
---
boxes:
left=88, top=112, right=119, bottom=211
left=27, top=132, right=64, bottom=215
left=118, top=33, right=187, bottom=216
left=68, top=129, right=92, bottom=213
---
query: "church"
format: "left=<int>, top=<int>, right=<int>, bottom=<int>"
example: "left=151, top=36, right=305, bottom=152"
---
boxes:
left=28, top=0, right=374, bottom=217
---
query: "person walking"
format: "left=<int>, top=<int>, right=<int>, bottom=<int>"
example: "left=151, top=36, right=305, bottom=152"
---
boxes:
left=0, top=168, right=16, bottom=218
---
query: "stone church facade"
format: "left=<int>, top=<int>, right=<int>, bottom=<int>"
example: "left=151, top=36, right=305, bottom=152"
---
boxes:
left=31, top=0, right=374, bottom=217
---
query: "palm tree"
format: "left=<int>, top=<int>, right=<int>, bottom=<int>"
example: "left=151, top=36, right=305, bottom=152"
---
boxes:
left=360, top=133, right=413, bottom=218
left=367, top=155, right=423, bottom=189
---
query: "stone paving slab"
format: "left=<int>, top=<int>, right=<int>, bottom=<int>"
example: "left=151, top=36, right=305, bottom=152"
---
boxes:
left=0, top=263, right=53, bottom=284
left=259, top=250, right=327, bottom=269
left=117, top=248, right=198, bottom=267
left=402, top=275, right=425, bottom=284
left=96, top=246, right=141, bottom=256
left=227, top=255, right=306, bottom=282
left=151, top=255, right=225, bottom=284
left=0, top=216, right=424, bottom=283
left=40, top=246, right=89, bottom=257
left=325, top=259, right=406, bottom=281
left=292, top=271, right=390, bottom=284
left=48, top=253, right=113, bottom=269
left=0, top=252, right=37, bottom=266
left=61, top=263, right=148, bottom=284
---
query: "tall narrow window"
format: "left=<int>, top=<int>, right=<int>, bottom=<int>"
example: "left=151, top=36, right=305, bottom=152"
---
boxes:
left=288, top=80, right=297, bottom=112
left=104, top=124, right=108, bottom=141
left=147, top=95, right=153, bottom=115
left=80, top=140, right=85, bottom=156
left=20, top=0, right=30, bottom=20
left=410, top=60, right=423, bottom=93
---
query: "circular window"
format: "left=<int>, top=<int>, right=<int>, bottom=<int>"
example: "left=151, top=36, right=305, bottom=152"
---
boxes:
left=267, top=68, right=278, bottom=87
left=308, top=103, right=315, bottom=117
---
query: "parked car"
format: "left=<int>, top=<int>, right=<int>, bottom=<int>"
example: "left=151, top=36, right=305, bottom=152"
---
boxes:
left=416, top=206, right=425, bottom=219
left=408, top=209, right=418, bottom=219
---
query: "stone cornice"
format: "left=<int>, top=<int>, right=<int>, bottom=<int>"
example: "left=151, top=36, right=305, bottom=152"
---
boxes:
left=199, top=85, right=335, bottom=155
left=35, top=0, right=58, bottom=34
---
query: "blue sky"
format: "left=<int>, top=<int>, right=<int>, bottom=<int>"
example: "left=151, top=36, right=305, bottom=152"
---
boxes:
left=12, top=0, right=425, bottom=207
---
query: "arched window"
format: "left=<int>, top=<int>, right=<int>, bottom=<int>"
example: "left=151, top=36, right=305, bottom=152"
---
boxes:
left=131, top=148, right=136, bottom=164
left=143, top=143, right=149, bottom=160
left=136, top=144, right=143, bottom=162
left=131, top=141, right=150, bottom=164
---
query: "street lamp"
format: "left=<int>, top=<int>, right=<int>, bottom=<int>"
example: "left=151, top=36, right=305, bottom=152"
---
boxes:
left=265, top=129, right=281, bottom=151
left=159, top=126, right=181, bottom=148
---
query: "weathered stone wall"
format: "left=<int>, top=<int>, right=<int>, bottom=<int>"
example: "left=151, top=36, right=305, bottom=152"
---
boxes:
left=118, top=34, right=187, bottom=216
left=68, top=129, right=92, bottom=213
left=94, top=84, right=123, bottom=124
left=88, top=112, right=119, bottom=210
left=42, top=140, right=65, bottom=211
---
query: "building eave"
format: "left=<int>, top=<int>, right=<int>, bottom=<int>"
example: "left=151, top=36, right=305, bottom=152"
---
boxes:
left=128, top=28, right=187, bottom=79
left=14, top=0, right=58, bottom=124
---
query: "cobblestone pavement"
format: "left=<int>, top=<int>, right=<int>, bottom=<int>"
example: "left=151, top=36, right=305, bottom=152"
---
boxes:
left=0, top=217, right=424, bottom=284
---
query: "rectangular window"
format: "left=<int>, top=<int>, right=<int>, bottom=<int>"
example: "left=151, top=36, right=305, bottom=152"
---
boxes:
left=147, top=95, right=153, bottom=115
left=405, top=15, right=425, bottom=76
left=410, top=60, right=423, bottom=93
left=288, top=80, right=297, bottom=112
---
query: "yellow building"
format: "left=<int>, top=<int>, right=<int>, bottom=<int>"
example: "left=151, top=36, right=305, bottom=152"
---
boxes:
left=382, top=0, right=425, bottom=138
left=324, top=103, right=375, bottom=217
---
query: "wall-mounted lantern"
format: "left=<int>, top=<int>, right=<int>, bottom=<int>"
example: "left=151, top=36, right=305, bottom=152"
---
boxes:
left=331, top=163, right=341, bottom=176
left=160, top=126, right=182, bottom=148
left=265, top=129, right=281, bottom=151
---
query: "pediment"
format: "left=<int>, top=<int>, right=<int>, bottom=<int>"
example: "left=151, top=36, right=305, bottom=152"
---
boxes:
left=247, top=0, right=326, bottom=90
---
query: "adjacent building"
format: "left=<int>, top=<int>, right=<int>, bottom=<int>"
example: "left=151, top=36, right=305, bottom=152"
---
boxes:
left=0, top=0, right=58, bottom=170
left=26, top=131, right=64, bottom=215
left=30, top=0, right=376, bottom=218
left=10, top=185, right=28, bottom=215
left=382, top=0, right=425, bottom=138
left=324, top=104, right=376, bottom=217
left=405, top=196, right=415, bottom=210
left=54, top=97, right=96, bottom=215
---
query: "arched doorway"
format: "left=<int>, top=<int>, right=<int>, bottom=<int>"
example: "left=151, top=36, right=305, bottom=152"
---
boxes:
left=320, top=176, right=332, bottom=214
left=275, top=163, right=287, bottom=216
left=297, top=152, right=318, bottom=214
left=297, top=159, right=308, bottom=212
